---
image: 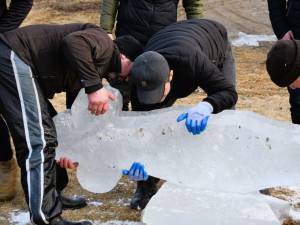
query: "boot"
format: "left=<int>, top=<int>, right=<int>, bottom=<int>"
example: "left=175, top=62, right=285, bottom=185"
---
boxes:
left=0, top=158, right=18, bottom=201
left=130, top=176, right=159, bottom=210
left=50, top=216, right=92, bottom=225
left=60, top=194, right=87, bottom=210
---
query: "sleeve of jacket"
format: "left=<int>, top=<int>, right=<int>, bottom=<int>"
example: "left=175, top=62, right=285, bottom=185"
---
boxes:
left=267, top=0, right=290, bottom=39
left=61, top=28, right=113, bottom=94
left=0, top=0, right=33, bottom=33
left=100, top=0, right=119, bottom=33
left=182, top=0, right=203, bottom=19
left=193, top=50, right=238, bottom=113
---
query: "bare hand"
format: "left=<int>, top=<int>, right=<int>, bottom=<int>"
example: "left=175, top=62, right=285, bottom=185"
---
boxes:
left=57, top=157, right=78, bottom=169
left=108, top=33, right=114, bottom=40
left=88, top=88, right=115, bottom=115
left=282, top=31, right=294, bottom=40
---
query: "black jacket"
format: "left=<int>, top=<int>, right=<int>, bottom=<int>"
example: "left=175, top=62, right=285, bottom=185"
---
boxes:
left=0, top=23, right=121, bottom=98
left=0, top=0, right=33, bottom=33
left=268, top=0, right=300, bottom=39
left=144, top=19, right=237, bottom=113
left=116, top=0, right=179, bottom=45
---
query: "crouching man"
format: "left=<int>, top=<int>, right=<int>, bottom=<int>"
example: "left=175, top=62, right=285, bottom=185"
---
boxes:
left=124, top=19, right=238, bottom=210
left=0, top=23, right=142, bottom=225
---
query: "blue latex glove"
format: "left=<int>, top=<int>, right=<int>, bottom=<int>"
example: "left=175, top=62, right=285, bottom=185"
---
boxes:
left=122, top=162, right=149, bottom=181
left=177, top=101, right=213, bottom=135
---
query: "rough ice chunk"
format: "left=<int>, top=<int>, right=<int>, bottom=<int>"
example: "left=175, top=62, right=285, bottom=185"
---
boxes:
left=54, top=87, right=300, bottom=193
left=143, top=183, right=288, bottom=225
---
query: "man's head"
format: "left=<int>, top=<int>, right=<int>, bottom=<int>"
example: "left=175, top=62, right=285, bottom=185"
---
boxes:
left=114, top=35, right=143, bottom=77
left=131, top=51, right=173, bottom=104
left=266, top=39, right=300, bottom=88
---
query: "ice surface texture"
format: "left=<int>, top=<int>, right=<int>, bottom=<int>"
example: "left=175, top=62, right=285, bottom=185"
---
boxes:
left=54, top=86, right=300, bottom=194
left=143, top=183, right=289, bottom=225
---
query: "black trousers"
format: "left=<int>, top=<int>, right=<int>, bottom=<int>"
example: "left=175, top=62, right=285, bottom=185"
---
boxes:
left=0, top=116, right=12, bottom=161
left=288, top=87, right=300, bottom=124
left=0, top=41, right=61, bottom=224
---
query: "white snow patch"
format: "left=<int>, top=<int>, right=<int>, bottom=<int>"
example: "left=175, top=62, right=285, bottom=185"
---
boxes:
left=9, top=210, right=30, bottom=225
left=231, top=32, right=276, bottom=46
left=88, top=200, right=103, bottom=206
left=290, top=209, right=300, bottom=221
left=94, top=221, right=143, bottom=225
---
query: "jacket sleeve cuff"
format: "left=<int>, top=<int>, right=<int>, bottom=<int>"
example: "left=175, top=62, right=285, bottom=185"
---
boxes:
left=202, top=98, right=218, bottom=114
left=85, top=84, right=102, bottom=94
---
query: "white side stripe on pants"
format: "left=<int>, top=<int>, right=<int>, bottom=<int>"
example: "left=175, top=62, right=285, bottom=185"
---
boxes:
left=11, top=51, right=48, bottom=224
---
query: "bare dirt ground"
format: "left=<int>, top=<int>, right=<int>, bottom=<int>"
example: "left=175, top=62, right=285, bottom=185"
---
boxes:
left=0, top=0, right=297, bottom=224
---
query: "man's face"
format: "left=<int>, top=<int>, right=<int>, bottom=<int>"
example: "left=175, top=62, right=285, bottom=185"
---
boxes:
left=159, top=70, right=173, bottom=103
left=120, top=54, right=132, bottom=78
left=289, top=76, right=300, bottom=89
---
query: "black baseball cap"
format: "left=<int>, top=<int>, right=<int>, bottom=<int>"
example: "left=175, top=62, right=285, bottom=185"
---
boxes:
left=266, top=39, right=300, bottom=87
left=131, top=51, right=170, bottom=104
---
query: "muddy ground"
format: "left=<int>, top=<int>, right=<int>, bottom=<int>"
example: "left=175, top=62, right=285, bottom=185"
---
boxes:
left=0, top=0, right=298, bottom=224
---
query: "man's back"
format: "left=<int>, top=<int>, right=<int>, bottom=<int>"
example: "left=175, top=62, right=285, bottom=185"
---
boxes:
left=0, top=23, right=114, bottom=98
left=145, top=19, right=228, bottom=68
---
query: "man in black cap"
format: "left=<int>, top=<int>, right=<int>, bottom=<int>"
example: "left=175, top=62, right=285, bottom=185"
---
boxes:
left=266, top=39, right=300, bottom=89
left=0, top=23, right=142, bottom=225
left=267, top=0, right=300, bottom=124
left=125, top=19, right=237, bottom=210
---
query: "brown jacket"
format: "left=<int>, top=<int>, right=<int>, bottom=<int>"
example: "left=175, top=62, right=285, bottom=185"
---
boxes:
left=0, top=23, right=121, bottom=98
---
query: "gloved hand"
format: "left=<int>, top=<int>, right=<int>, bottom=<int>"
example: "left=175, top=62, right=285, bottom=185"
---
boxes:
left=122, top=162, right=149, bottom=181
left=177, top=101, right=213, bottom=135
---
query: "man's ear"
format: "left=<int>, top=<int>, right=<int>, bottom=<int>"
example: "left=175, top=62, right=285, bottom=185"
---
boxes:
left=169, top=70, right=174, bottom=82
left=120, top=53, right=125, bottom=61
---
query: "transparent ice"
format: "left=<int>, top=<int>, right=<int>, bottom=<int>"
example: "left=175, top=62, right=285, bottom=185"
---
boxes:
left=143, top=183, right=289, bottom=225
left=54, top=86, right=300, bottom=194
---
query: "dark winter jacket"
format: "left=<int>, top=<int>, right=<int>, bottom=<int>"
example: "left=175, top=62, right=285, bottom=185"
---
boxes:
left=100, top=0, right=203, bottom=45
left=0, top=23, right=121, bottom=98
left=267, top=0, right=300, bottom=39
left=0, top=0, right=33, bottom=33
left=144, top=19, right=237, bottom=113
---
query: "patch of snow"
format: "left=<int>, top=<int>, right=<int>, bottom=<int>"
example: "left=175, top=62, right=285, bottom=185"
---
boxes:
left=290, top=209, right=300, bottom=221
left=94, top=221, right=143, bottom=225
left=231, top=32, right=276, bottom=46
left=88, top=200, right=103, bottom=206
left=9, top=210, right=30, bottom=225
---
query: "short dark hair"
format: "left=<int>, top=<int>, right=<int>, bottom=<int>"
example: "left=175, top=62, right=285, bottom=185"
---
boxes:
left=114, top=35, right=143, bottom=61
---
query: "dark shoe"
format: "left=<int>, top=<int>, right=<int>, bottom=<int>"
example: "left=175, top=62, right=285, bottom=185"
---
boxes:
left=60, top=194, right=87, bottom=210
left=50, top=216, right=92, bottom=225
left=130, top=176, right=159, bottom=210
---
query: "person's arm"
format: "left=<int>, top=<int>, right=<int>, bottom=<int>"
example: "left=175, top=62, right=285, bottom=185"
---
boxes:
left=100, top=0, right=118, bottom=34
left=62, top=28, right=115, bottom=115
left=194, top=50, right=238, bottom=114
left=174, top=49, right=237, bottom=135
left=182, top=0, right=203, bottom=19
left=0, top=0, right=33, bottom=33
left=267, top=0, right=290, bottom=39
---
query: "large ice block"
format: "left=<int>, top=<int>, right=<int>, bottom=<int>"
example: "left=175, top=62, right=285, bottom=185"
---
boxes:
left=142, top=183, right=289, bottom=225
left=54, top=87, right=300, bottom=193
